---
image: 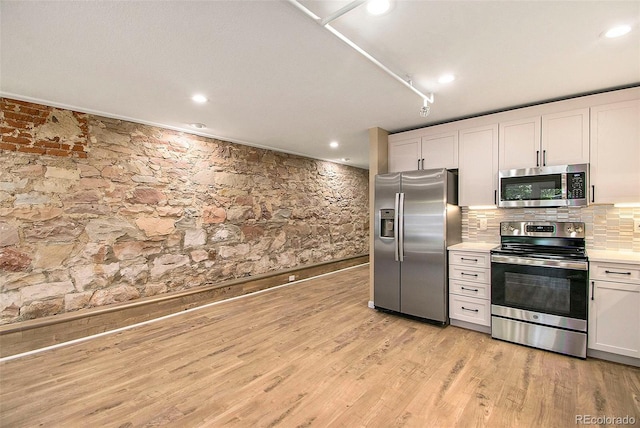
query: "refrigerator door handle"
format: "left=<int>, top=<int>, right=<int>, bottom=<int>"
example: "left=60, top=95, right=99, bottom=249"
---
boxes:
left=398, top=192, right=405, bottom=262
left=394, top=193, right=400, bottom=262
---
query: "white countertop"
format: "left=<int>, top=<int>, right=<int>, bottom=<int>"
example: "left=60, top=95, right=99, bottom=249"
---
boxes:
left=448, top=242, right=499, bottom=252
left=587, top=250, right=640, bottom=265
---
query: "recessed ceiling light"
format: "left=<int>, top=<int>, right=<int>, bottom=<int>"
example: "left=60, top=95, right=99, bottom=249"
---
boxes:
left=330, top=141, right=339, bottom=148
left=341, top=158, right=350, bottom=162
left=191, top=94, right=208, bottom=104
left=604, top=24, right=631, bottom=38
left=189, top=123, right=206, bottom=129
left=438, top=74, right=455, bottom=84
left=366, top=0, right=391, bottom=16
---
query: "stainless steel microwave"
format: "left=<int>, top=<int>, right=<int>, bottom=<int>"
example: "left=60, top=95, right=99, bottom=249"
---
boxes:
left=498, top=164, right=589, bottom=208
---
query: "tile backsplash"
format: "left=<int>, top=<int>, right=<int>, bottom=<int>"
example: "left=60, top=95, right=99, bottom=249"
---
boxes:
left=463, top=206, right=640, bottom=252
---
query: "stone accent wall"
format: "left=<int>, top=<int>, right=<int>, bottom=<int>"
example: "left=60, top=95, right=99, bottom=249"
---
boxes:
left=463, top=206, right=640, bottom=252
left=0, top=98, right=369, bottom=324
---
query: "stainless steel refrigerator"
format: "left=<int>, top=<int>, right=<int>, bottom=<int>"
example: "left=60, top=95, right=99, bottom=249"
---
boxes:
left=374, top=169, right=461, bottom=323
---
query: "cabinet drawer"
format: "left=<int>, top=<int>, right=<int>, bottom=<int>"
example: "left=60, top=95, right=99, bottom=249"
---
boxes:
left=449, top=295, right=491, bottom=326
left=450, top=279, right=491, bottom=300
left=449, top=251, right=491, bottom=268
left=590, top=262, right=640, bottom=284
left=449, top=265, right=490, bottom=284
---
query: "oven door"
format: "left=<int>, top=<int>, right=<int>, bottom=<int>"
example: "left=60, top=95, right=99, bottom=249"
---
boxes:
left=491, top=254, right=588, bottom=328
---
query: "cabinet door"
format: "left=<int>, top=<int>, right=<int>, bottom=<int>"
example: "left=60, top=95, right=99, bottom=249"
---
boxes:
left=459, top=124, right=498, bottom=206
left=388, top=138, right=421, bottom=173
left=421, top=132, right=458, bottom=169
left=498, top=116, right=541, bottom=170
left=588, top=280, right=640, bottom=358
left=590, top=100, right=640, bottom=204
left=541, top=108, right=589, bottom=166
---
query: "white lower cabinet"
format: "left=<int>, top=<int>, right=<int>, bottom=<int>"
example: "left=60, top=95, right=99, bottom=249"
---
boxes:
left=588, top=262, right=640, bottom=359
left=448, top=249, right=492, bottom=331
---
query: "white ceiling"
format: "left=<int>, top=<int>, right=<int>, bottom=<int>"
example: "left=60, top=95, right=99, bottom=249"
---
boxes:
left=1, top=1, right=639, bottom=169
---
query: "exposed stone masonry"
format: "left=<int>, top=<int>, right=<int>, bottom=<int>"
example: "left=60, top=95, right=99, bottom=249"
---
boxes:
left=0, top=98, right=369, bottom=324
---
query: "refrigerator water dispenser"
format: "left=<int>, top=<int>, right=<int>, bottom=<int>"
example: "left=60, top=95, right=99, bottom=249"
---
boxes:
left=379, top=209, right=395, bottom=238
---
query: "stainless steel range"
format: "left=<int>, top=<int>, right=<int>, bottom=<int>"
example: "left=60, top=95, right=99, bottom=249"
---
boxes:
left=491, top=221, right=589, bottom=358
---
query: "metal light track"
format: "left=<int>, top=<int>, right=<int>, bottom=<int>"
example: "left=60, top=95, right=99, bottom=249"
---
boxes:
left=287, top=0, right=434, bottom=105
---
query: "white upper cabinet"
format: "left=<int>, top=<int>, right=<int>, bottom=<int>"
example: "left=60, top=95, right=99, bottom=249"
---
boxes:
left=386, top=89, right=638, bottom=196
left=388, top=138, right=421, bottom=173
left=388, top=129, right=458, bottom=173
left=498, top=108, right=589, bottom=170
left=458, top=124, right=499, bottom=206
left=498, top=116, right=541, bottom=170
left=590, top=100, right=640, bottom=204
left=542, top=108, right=590, bottom=166
left=421, top=132, right=458, bottom=170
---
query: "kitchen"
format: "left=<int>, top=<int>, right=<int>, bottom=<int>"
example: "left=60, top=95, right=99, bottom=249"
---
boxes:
left=372, top=86, right=640, bottom=362
left=0, top=2, right=640, bottom=426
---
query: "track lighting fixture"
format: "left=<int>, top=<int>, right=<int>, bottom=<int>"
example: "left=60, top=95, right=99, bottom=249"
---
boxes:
left=289, top=0, right=435, bottom=118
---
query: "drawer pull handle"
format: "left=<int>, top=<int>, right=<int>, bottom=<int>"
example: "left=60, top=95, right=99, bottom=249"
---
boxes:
left=604, top=270, right=632, bottom=276
left=461, top=273, right=478, bottom=277
left=461, top=257, right=478, bottom=262
left=461, top=286, right=479, bottom=292
left=461, top=307, right=479, bottom=313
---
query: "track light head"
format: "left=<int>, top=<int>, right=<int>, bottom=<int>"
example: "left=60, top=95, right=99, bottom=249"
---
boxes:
left=419, top=100, right=430, bottom=117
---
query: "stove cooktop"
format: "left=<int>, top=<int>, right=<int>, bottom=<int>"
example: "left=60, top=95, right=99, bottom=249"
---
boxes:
left=494, top=221, right=587, bottom=261
left=491, top=246, right=588, bottom=261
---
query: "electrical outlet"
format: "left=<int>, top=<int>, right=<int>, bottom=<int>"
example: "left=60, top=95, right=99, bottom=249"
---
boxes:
left=634, top=219, right=640, bottom=234
left=479, top=218, right=488, bottom=231
left=288, top=275, right=296, bottom=282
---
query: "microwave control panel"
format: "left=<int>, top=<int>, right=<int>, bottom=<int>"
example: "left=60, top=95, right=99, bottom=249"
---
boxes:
left=567, top=172, right=586, bottom=199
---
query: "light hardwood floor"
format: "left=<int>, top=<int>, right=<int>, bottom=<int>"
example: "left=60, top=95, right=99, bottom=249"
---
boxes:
left=1, top=264, right=638, bottom=427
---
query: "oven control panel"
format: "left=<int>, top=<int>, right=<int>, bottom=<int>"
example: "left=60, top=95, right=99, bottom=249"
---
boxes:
left=525, top=225, right=555, bottom=233
left=500, top=221, right=585, bottom=238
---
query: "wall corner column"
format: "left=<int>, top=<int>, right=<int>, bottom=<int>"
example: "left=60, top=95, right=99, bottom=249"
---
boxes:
left=368, top=127, right=389, bottom=304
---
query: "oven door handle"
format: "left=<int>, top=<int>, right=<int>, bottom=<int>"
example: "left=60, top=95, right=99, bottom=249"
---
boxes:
left=490, top=254, right=588, bottom=271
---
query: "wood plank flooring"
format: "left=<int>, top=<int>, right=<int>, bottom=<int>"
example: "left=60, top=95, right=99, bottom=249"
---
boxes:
left=1, top=264, right=639, bottom=427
